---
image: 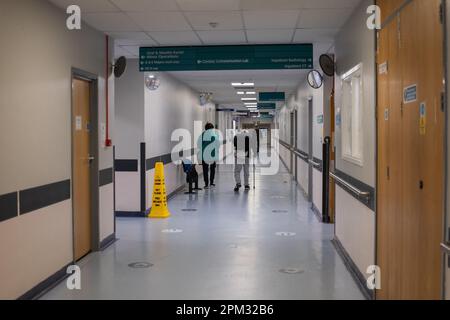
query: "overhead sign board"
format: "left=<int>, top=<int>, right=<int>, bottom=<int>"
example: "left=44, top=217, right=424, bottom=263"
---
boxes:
left=259, top=92, right=285, bottom=102
left=257, top=103, right=276, bottom=110
left=139, top=44, right=313, bottom=72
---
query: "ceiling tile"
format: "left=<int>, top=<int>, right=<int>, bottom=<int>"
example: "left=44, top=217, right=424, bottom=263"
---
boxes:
left=148, top=31, right=202, bottom=45
left=110, top=0, right=179, bottom=12
left=298, top=8, right=354, bottom=29
left=128, top=12, right=192, bottom=31
left=241, top=0, right=305, bottom=10
left=185, top=12, right=243, bottom=31
left=301, top=0, right=361, bottom=9
left=197, top=30, right=246, bottom=44
left=82, top=12, right=140, bottom=31
left=293, top=29, right=337, bottom=43
left=108, top=31, right=158, bottom=45
left=176, top=0, right=241, bottom=11
left=48, top=0, right=119, bottom=12
left=119, top=45, right=140, bottom=56
left=246, top=29, right=294, bottom=44
left=243, top=10, right=300, bottom=29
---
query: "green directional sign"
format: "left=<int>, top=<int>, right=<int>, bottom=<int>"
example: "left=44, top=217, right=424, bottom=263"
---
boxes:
left=257, top=103, right=276, bottom=110
left=259, top=92, right=286, bottom=102
left=139, top=44, right=313, bottom=72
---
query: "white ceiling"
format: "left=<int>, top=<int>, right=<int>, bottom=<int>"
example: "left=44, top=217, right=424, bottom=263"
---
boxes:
left=48, top=0, right=361, bottom=57
left=166, top=69, right=309, bottom=108
left=48, top=0, right=361, bottom=108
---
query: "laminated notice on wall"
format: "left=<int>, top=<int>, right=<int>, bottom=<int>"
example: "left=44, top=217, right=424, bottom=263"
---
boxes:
left=379, top=62, right=388, bottom=75
left=419, top=102, right=426, bottom=136
left=403, top=84, right=417, bottom=104
left=75, top=116, right=82, bottom=131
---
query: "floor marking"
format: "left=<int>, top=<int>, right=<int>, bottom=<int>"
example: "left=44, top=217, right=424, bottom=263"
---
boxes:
left=279, top=268, right=304, bottom=274
left=162, top=229, right=183, bottom=233
left=275, top=232, right=296, bottom=237
left=128, top=262, right=153, bottom=269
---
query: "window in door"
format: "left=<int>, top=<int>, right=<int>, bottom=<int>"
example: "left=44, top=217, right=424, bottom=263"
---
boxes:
left=341, top=63, right=363, bottom=166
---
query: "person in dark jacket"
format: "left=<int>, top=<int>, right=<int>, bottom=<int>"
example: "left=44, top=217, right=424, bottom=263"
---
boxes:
left=197, top=123, right=220, bottom=189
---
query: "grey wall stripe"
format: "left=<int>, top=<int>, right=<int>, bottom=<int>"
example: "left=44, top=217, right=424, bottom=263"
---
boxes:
left=19, top=180, right=71, bottom=215
left=0, top=192, right=18, bottom=223
left=146, top=148, right=197, bottom=171
left=99, top=168, right=113, bottom=186
left=114, top=159, right=138, bottom=172
left=333, top=169, right=375, bottom=211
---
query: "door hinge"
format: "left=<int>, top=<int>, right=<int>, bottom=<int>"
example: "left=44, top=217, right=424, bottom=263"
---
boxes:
left=440, top=3, right=444, bottom=25
left=441, top=91, right=445, bottom=112
left=387, top=166, right=390, bottom=180
left=400, top=101, right=404, bottom=117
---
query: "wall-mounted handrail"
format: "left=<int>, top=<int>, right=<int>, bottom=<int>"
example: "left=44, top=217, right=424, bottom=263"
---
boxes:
left=309, top=159, right=321, bottom=168
left=329, top=172, right=370, bottom=200
left=292, top=149, right=308, bottom=160
left=441, top=243, right=450, bottom=255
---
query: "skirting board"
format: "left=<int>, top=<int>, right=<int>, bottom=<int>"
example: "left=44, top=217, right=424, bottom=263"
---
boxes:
left=331, top=237, right=374, bottom=300
left=100, top=233, right=117, bottom=251
left=115, top=184, right=186, bottom=218
left=18, top=263, right=72, bottom=300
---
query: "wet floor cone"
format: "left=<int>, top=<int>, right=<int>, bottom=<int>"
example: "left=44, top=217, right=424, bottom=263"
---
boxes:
left=148, top=162, right=171, bottom=219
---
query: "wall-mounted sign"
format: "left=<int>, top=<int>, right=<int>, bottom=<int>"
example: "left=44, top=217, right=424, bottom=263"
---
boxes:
left=403, top=84, right=417, bottom=104
left=336, top=112, right=341, bottom=127
left=317, top=115, right=324, bottom=124
left=257, top=103, right=276, bottom=110
left=379, top=61, right=388, bottom=75
left=139, top=44, right=313, bottom=71
left=75, top=116, right=82, bottom=131
left=259, top=92, right=285, bottom=102
left=419, top=102, right=426, bottom=136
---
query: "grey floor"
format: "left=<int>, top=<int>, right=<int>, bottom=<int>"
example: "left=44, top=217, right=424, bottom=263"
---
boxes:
left=41, top=158, right=364, bottom=300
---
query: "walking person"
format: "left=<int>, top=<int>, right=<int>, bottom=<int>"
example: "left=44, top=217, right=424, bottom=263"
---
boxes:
left=233, top=129, right=256, bottom=192
left=197, top=123, right=220, bottom=189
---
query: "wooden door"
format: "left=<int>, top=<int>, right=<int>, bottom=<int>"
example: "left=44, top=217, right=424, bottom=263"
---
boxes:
left=72, top=78, right=92, bottom=261
left=377, top=0, right=445, bottom=299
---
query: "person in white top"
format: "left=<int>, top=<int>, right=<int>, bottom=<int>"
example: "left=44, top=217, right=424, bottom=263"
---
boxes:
left=233, top=129, right=257, bottom=192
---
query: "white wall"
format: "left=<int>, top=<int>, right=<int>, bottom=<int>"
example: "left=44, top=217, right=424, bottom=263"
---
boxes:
left=333, top=0, right=376, bottom=276
left=0, top=0, right=115, bottom=299
left=276, top=46, right=333, bottom=211
left=115, top=62, right=218, bottom=213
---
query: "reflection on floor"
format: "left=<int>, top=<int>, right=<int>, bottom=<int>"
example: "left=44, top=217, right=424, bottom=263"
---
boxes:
left=42, top=159, right=364, bottom=300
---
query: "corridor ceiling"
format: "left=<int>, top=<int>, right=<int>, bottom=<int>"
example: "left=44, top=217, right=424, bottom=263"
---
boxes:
left=49, top=0, right=362, bottom=108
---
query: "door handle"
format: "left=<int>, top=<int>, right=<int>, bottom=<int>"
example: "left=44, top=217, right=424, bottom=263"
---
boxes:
left=441, top=243, right=450, bottom=255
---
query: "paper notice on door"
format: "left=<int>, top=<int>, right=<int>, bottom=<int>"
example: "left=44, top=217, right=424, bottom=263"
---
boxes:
left=75, top=116, right=82, bottom=131
left=379, top=62, right=388, bottom=75
left=419, top=102, right=426, bottom=136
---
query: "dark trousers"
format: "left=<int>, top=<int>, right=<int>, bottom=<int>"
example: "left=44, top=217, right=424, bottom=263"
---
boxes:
left=202, top=161, right=216, bottom=186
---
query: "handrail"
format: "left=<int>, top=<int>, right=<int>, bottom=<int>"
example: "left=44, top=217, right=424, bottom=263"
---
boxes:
left=292, top=149, right=308, bottom=160
left=329, top=172, right=370, bottom=200
left=309, top=159, right=321, bottom=168
left=441, top=242, right=450, bottom=255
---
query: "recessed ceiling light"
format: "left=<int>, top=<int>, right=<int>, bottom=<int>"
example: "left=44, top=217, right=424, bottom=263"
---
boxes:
left=237, top=91, right=245, bottom=95
left=232, top=82, right=255, bottom=87
left=241, top=98, right=257, bottom=101
left=246, top=92, right=256, bottom=95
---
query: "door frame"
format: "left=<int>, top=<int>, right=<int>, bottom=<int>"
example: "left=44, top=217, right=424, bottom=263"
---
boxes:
left=442, top=0, right=449, bottom=300
left=308, top=97, right=314, bottom=202
left=71, top=68, right=100, bottom=261
left=294, top=109, right=298, bottom=183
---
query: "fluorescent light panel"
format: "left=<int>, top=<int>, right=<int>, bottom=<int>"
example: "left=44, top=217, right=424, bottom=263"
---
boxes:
left=232, top=82, right=255, bottom=87
left=241, top=98, right=257, bottom=101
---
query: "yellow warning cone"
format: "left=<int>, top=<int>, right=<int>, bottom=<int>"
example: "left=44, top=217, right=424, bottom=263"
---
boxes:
left=148, top=162, right=171, bottom=219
